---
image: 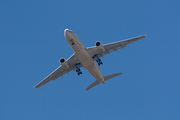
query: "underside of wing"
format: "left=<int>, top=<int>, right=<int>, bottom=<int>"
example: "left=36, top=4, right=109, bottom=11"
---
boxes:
left=34, top=54, right=82, bottom=88
left=87, top=34, right=146, bottom=60
left=34, top=66, right=64, bottom=88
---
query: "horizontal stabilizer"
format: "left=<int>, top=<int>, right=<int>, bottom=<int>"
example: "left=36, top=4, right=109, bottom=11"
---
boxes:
left=86, top=72, right=122, bottom=91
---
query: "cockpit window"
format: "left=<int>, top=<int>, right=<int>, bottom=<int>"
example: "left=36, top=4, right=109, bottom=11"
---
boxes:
left=69, top=30, right=78, bottom=37
left=69, top=31, right=73, bottom=33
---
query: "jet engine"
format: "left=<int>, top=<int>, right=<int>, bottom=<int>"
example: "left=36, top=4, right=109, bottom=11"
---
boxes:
left=95, top=41, right=105, bottom=52
left=59, top=58, right=69, bottom=69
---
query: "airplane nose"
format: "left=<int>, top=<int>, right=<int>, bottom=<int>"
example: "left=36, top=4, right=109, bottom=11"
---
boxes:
left=64, top=29, right=70, bottom=37
left=64, top=29, right=69, bottom=34
left=64, top=29, right=69, bottom=32
left=64, top=29, right=72, bottom=35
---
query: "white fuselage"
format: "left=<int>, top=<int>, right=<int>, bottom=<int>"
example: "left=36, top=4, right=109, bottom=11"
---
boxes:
left=64, top=29, right=105, bottom=84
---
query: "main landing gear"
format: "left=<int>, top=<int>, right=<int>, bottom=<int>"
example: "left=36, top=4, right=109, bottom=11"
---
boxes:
left=92, top=54, right=103, bottom=66
left=76, top=68, right=82, bottom=75
left=96, top=58, right=103, bottom=66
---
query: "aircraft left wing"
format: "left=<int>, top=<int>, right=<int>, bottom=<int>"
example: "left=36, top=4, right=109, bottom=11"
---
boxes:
left=34, top=54, right=82, bottom=88
left=87, top=34, right=146, bottom=60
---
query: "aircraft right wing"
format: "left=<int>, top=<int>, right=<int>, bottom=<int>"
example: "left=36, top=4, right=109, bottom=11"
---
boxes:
left=34, top=54, right=82, bottom=88
left=87, top=34, right=146, bottom=61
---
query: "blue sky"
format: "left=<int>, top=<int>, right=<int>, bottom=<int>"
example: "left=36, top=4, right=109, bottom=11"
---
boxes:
left=0, top=0, right=180, bottom=120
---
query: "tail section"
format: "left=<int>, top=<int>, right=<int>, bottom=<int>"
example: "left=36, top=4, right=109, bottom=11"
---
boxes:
left=86, top=72, right=122, bottom=91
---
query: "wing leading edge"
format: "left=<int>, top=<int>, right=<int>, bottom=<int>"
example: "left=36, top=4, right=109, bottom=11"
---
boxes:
left=34, top=54, right=82, bottom=88
left=87, top=34, right=147, bottom=60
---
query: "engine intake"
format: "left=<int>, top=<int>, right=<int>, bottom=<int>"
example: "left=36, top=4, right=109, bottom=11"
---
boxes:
left=95, top=41, right=105, bottom=52
left=96, top=41, right=101, bottom=46
left=59, top=58, right=69, bottom=69
left=60, top=58, right=65, bottom=63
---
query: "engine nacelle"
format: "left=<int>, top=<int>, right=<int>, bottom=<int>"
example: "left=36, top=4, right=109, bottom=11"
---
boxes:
left=95, top=41, right=105, bottom=52
left=59, top=58, right=69, bottom=69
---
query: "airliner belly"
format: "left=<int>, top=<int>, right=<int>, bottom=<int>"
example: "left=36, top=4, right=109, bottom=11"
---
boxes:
left=75, top=48, right=93, bottom=67
left=64, top=29, right=105, bottom=83
left=75, top=48, right=104, bottom=83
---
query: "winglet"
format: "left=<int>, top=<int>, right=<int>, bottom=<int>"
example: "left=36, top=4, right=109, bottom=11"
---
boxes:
left=86, top=72, right=122, bottom=91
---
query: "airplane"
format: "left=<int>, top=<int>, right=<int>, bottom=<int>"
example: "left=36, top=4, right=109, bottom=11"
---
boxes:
left=34, top=29, right=146, bottom=90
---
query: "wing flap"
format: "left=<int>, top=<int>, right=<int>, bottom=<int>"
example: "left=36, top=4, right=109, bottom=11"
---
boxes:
left=104, top=34, right=147, bottom=50
left=34, top=54, right=82, bottom=88
left=34, top=66, right=62, bottom=88
left=87, top=34, right=147, bottom=60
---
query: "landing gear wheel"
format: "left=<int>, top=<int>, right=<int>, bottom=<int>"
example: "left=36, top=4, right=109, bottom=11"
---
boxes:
left=76, top=69, right=80, bottom=72
left=96, top=58, right=103, bottom=66
left=76, top=68, right=82, bottom=76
